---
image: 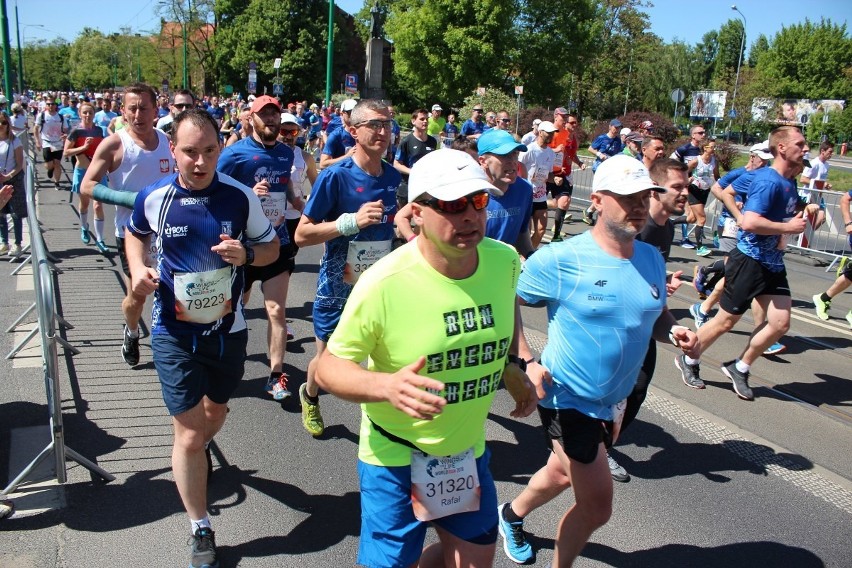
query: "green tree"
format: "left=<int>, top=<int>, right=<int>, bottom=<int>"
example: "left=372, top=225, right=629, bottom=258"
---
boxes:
left=21, top=39, right=71, bottom=91
left=384, top=0, right=515, bottom=106
left=69, top=29, right=123, bottom=90
left=754, top=18, right=851, bottom=99
left=747, top=34, right=769, bottom=67
left=632, top=40, right=702, bottom=115
left=693, top=31, right=718, bottom=87
left=712, top=19, right=745, bottom=89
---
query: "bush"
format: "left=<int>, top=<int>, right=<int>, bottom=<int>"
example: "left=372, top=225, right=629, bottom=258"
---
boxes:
left=458, top=89, right=518, bottom=123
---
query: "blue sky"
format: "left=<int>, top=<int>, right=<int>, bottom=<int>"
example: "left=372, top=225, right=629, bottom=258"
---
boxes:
left=15, top=0, right=850, bottom=54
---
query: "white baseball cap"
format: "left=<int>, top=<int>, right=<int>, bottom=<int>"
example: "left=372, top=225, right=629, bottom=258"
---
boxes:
left=280, top=112, right=299, bottom=125
left=592, top=154, right=666, bottom=195
left=431, top=104, right=443, bottom=111
left=537, top=121, right=557, bottom=133
left=619, top=127, right=631, bottom=137
left=409, top=149, right=502, bottom=204
left=340, top=99, right=358, bottom=112
left=749, top=141, right=772, bottom=160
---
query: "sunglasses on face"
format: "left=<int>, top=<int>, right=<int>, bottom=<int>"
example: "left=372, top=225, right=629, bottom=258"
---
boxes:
left=499, top=119, right=510, bottom=123
left=173, top=103, right=192, bottom=110
left=417, top=191, right=490, bottom=214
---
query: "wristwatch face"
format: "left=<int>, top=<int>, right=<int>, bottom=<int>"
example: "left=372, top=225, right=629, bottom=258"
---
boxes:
left=245, top=247, right=254, bottom=265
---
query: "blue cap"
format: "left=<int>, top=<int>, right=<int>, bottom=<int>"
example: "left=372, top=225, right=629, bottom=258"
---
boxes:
left=610, top=118, right=623, bottom=128
left=477, top=129, right=527, bottom=156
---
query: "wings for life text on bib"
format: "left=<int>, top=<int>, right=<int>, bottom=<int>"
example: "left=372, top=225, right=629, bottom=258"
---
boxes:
left=174, top=267, right=232, bottom=324
left=343, top=240, right=392, bottom=285
left=410, top=448, right=481, bottom=522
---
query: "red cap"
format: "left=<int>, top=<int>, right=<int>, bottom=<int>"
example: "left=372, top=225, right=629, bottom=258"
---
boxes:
left=250, top=95, right=281, bottom=114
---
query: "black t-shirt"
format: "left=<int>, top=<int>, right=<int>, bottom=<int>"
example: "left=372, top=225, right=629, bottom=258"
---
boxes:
left=395, top=133, right=438, bottom=179
left=637, top=217, right=674, bottom=261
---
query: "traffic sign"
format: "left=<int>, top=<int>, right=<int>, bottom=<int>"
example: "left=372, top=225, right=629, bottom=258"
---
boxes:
left=273, top=84, right=283, bottom=95
left=671, top=88, right=685, bottom=104
left=729, top=109, right=737, bottom=118
left=273, top=58, right=281, bottom=70
left=514, top=86, right=524, bottom=95
left=248, top=81, right=257, bottom=94
left=224, top=84, right=233, bottom=94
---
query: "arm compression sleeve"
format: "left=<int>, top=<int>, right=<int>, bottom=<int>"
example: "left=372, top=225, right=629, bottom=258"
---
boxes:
left=92, top=182, right=138, bottom=208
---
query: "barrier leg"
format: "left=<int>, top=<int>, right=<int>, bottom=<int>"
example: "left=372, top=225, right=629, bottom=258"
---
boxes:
left=5, top=302, right=36, bottom=332
left=65, top=447, right=115, bottom=483
left=0, top=441, right=55, bottom=496
left=6, top=325, right=40, bottom=360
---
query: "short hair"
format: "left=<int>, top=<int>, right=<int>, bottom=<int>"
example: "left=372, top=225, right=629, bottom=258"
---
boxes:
left=690, top=124, right=704, bottom=136
left=124, top=83, right=158, bottom=107
left=819, top=141, right=835, bottom=153
left=171, top=89, right=195, bottom=104
left=698, top=138, right=715, bottom=152
left=768, top=126, right=801, bottom=157
left=411, top=108, right=428, bottom=120
left=350, top=99, right=388, bottom=125
left=649, top=158, right=688, bottom=186
left=171, top=108, right=219, bottom=143
left=642, top=135, right=665, bottom=150
left=78, top=101, right=96, bottom=113
left=451, top=136, right=477, bottom=153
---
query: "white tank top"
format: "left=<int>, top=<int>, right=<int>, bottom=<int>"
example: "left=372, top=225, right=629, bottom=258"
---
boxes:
left=109, top=129, right=175, bottom=235
left=284, top=146, right=308, bottom=220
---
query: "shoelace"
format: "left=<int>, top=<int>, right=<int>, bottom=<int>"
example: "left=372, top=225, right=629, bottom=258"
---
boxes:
left=509, top=523, right=525, bottom=545
left=192, top=529, right=215, bottom=552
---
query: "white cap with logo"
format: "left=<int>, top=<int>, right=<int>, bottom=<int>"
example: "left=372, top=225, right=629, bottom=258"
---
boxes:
left=408, top=149, right=502, bottom=204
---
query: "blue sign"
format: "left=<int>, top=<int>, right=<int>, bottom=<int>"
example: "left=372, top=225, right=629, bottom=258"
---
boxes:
left=248, top=81, right=257, bottom=94
left=729, top=109, right=737, bottom=118
left=273, top=84, right=283, bottom=95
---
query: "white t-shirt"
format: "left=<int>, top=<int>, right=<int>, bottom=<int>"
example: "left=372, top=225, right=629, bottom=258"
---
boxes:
left=802, top=157, right=829, bottom=187
left=519, top=141, right=556, bottom=202
left=0, top=136, right=22, bottom=176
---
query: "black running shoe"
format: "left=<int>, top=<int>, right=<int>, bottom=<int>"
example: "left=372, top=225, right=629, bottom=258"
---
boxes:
left=121, top=325, right=140, bottom=366
left=188, top=527, right=218, bottom=568
left=721, top=360, right=754, bottom=401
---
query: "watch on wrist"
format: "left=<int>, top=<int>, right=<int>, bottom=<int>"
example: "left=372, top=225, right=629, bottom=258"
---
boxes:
left=244, top=246, right=255, bottom=266
left=506, top=354, right=528, bottom=372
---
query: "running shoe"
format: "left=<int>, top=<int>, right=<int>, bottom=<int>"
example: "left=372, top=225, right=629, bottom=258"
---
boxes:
left=837, top=256, right=849, bottom=278
left=712, top=234, right=720, bottom=249
left=675, top=355, right=705, bottom=389
left=680, top=240, right=696, bottom=249
left=0, top=243, right=8, bottom=255
left=9, top=244, right=22, bottom=258
left=299, top=383, right=324, bottom=436
left=581, top=213, right=594, bottom=226
left=695, top=245, right=711, bottom=257
left=188, top=527, right=218, bottom=568
left=564, top=213, right=573, bottom=222
left=550, top=234, right=563, bottom=243
left=763, top=342, right=786, bottom=356
left=54, top=182, right=61, bottom=191
left=813, top=294, right=830, bottom=321
left=0, top=499, right=14, bottom=520
left=721, top=360, right=754, bottom=401
left=689, top=303, right=709, bottom=329
left=845, top=310, right=852, bottom=329
left=268, top=373, right=292, bottom=401
left=80, top=227, right=91, bottom=244
left=95, top=240, right=109, bottom=254
left=286, top=324, right=294, bottom=341
left=607, top=453, right=630, bottom=483
left=692, top=264, right=709, bottom=297
left=121, top=325, right=140, bottom=366
left=497, top=503, right=535, bottom=565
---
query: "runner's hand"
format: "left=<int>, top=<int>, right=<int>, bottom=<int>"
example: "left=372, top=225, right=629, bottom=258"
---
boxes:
left=211, top=233, right=247, bottom=265
left=131, top=266, right=159, bottom=297
left=785, top=211, right=807, bottom=234
left=383, top=356, right=446, bottom=420
left=356, top=200, right=385, bottom=229
left=666, top=270, right=683, bottom=296
left=502, top=363, right=538, bottom=418
left=252, top=179, right=271, bottom=197
left=525, top=361, right=552, bottom=401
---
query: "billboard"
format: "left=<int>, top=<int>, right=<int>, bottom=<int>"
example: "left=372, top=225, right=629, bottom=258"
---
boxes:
left=690, top=90, right=727, bottom=119
left=750, top=98, right=846, bottom=124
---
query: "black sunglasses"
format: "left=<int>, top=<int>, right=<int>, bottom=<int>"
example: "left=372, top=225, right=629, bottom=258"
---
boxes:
left=418, top=191, right=490, bottom=214
left=173, top=103, right=193, bottom=110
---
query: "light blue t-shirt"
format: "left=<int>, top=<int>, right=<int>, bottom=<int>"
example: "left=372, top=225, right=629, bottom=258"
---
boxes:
left=517, top=231, right=667, bottom=419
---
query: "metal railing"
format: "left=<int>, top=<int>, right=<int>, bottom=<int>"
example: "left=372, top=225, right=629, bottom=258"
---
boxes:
left=2, top=141, right=113, bottom=497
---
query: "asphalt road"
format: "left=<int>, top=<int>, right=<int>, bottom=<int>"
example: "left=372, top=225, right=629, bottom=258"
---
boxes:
left=0, top=158, right=850, bottom=567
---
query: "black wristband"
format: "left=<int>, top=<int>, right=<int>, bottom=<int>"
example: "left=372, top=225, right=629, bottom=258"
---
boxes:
left=506, top=354, right=529, bottom=372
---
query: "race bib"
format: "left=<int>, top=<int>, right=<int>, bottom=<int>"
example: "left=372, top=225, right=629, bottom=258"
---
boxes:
left=410, top=448, right=481, bottom=522
left=343, top=240, right=391, bottom=285
left=174, top=266, right=232, bottom=324
left=609, top=398, right=628, bottom=445
left=552, top=151, right=564, bottom=170
left=722, top=217, right=738, bottom=238
left=261, top=193, right=287, bottom=226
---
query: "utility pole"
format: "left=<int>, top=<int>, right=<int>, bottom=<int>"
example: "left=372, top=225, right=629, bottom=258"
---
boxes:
left=325, top=0, right=334, bottom=107
left=0, top=0, right=14, bottom=99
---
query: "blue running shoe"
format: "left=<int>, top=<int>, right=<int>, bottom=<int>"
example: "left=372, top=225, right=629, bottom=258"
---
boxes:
left=763, top=342, right=786, bottom=356
left=689, top=303, right=709, bottom=329
left=497, top=503, right=535, bottom=565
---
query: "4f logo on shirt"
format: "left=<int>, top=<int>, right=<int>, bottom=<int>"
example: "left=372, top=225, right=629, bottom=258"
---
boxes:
left=159, top=159, right=171, bottom=173
left=595, top=280, right=608, bottom=287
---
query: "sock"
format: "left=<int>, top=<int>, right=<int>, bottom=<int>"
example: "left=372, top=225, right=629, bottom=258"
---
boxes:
left=191, top=517, right=212, bottom=533
left=305, top=392, right=319, bottom=405
left=79, top=210, right=89, bottom=230
left=47, top=167, right=54, bottom=179
left=820, top=292, right=831, bottom=302
left=554, top=209, right=566, bottom=236
left=680, top=223, right=688, bottom=240
left=502, top=503, right=523, bottom=523
left=125, top=326, right=140, bottom=339
left=684, top=355, right=700, bottom=366
left=94, top=218, right=105, bottom=241
left=696, top=226, right=705, bottom=245
left=735, top=359, right=750, bottom=374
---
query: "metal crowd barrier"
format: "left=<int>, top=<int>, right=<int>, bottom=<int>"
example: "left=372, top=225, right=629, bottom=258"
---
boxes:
left=2, top=157, right=113, bottom=497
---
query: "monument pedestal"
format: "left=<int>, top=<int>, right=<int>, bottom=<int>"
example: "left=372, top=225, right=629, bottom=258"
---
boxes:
left=364, top=37, right=387, bottom=100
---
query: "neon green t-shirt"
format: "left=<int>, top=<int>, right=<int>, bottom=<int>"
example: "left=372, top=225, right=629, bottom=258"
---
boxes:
left=427, top=116, right=447, bottom=139
left=327, top=237, right=520, bottom=467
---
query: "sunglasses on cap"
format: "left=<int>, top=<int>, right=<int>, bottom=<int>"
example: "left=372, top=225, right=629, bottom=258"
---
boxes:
left=417, top=191, right=490, bottom=214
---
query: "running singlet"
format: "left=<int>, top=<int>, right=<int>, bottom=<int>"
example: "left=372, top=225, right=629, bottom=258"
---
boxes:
left=519, top=143, right=556, bottom=202
left=217, top=136, right=294, bottom=245
left=736, top=167, right=800, bottom=272
left=284, top=146, right=308, bottom=221
left=303, top=157, right=400, bottom=309
left=67, top=126, right=107, bottom=160
left=327, top=238, right=520, bottom=466
left=485, top=178, right=534, bottom=245
left=108, top=129, right=175, bottom=237
left=517, top=231, right=667, bottom=419
left=128, top=172, right=275, bottom=336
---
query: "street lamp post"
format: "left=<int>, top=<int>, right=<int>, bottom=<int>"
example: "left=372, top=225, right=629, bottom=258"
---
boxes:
left=729, top=4, right=746, bottom=141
